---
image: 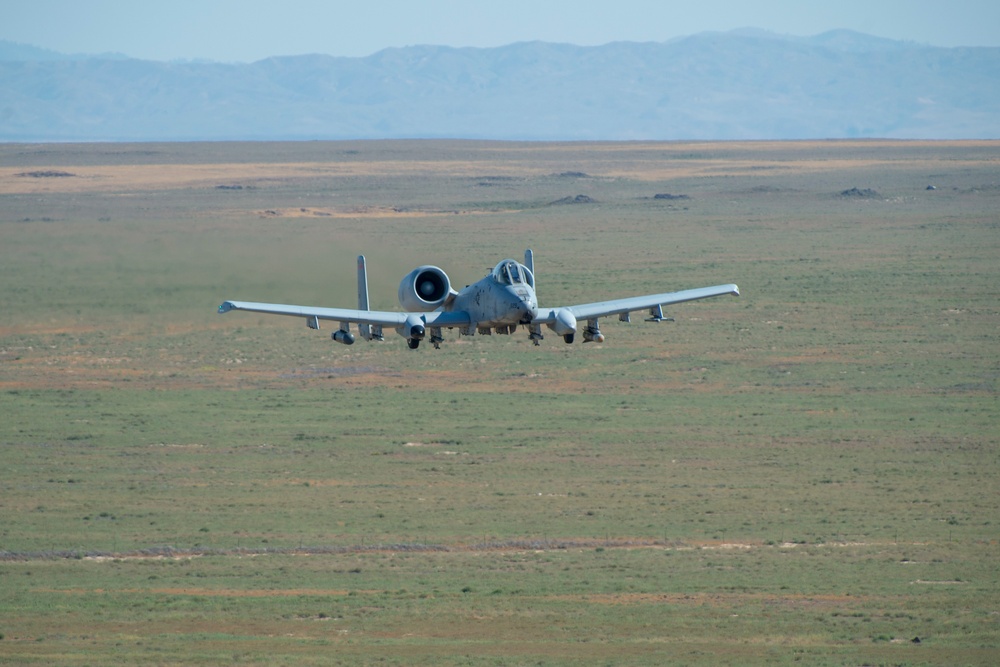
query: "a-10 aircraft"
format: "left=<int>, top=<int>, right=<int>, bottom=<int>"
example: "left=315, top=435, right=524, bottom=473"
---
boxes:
left=218, top=249, right=739, bottom=349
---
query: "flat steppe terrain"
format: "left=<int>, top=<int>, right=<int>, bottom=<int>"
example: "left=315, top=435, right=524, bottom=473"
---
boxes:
left=1, top=140, right=997, bottom=665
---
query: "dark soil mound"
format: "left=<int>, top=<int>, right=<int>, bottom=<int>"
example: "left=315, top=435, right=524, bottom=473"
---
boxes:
left=16, top=170, right=75, bottom=178
left=550, top=194, right=596, bottom=205
left=839, top=187, right=881, bottom=198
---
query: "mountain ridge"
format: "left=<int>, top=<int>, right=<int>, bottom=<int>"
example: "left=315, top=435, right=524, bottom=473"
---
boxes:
left=1, top=31, right=997, bottom=141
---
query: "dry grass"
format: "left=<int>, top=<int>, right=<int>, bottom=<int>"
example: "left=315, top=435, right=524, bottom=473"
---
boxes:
left=4, top=139, right=996, bottom=193
left=1, top=139, right=997, bottom=666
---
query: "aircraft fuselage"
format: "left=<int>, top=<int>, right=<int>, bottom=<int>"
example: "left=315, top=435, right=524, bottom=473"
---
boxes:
left=450, top=265, right=538, bottom=330
left=445, top=259, right=538, bottom=329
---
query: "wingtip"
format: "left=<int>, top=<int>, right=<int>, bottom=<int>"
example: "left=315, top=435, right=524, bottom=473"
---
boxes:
left=218, top=301, right=233, bottom=314
left=731, top=285, right=740, bottom=296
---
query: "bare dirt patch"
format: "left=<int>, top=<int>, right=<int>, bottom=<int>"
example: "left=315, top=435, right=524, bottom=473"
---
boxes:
left=256, top=206, right=492, bottom=219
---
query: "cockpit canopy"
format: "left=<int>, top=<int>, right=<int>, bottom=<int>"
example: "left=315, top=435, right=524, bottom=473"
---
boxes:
left=492, top=260, right=535, bottom=288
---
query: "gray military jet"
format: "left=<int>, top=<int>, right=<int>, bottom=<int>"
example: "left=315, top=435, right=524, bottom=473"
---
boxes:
left=218, top=249, right=739, bottom=349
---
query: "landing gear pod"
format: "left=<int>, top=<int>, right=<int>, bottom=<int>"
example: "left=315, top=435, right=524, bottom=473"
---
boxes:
left=549, top=308, right=578, bottom=343
left=402, top=314, right=426, bottom=349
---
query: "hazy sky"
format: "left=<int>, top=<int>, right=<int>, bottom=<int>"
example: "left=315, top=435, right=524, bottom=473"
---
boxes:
left=4, top=0, right=999, bottom=62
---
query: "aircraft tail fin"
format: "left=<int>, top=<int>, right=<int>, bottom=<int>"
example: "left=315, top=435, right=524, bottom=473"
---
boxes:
left=357, top=255, right=382, bottom=341
left=524, top=248, right=534, bottom=277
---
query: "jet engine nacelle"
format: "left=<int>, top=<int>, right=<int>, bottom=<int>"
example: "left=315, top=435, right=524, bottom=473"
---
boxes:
left=398, top=265, right=452, bottom=311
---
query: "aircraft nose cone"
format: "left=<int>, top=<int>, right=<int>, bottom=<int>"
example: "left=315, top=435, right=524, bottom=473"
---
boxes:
left=517, top=296, right=538, bottom=324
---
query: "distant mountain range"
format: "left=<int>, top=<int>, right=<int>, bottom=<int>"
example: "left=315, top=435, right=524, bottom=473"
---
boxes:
left=1, top=30, right=998, bottom=141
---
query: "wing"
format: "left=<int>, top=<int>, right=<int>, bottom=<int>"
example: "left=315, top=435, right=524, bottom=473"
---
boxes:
left=218, top=301, right=471, bottom=329
left=535, top=284, right=740, bottom=324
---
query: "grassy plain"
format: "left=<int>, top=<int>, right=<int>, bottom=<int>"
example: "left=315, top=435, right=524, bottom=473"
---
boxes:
left=1, top=140, right=998, bottom=665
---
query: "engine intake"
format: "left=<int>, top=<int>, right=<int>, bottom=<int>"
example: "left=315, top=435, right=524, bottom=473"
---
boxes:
left=398, top=265, right=452, bottom=311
